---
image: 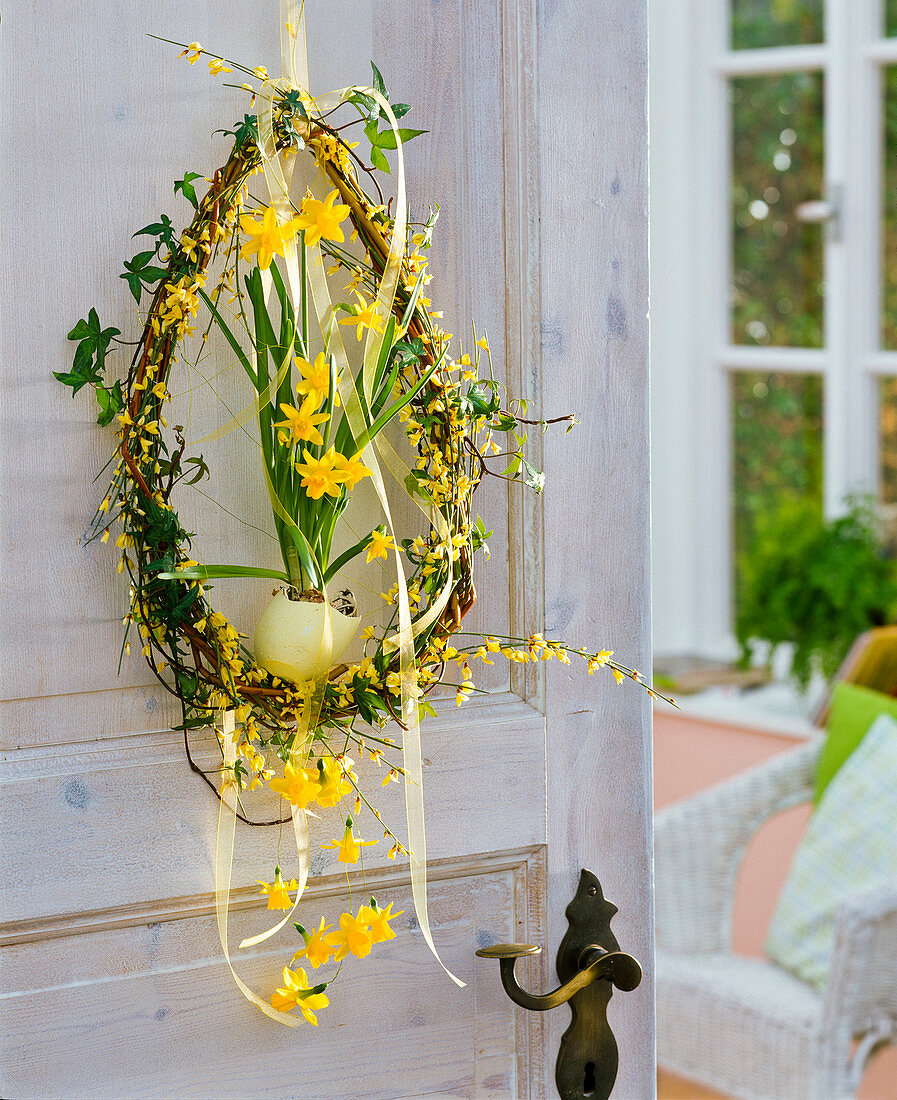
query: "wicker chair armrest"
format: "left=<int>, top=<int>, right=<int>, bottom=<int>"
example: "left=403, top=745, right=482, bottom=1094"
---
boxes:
left=655, top=737, right=822, bottom=954
left=824, top=880, right=897, bottom=1040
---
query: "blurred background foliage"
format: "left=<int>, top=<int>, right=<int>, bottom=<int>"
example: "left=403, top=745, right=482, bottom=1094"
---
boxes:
left=728, top=0, right=897, bottom=638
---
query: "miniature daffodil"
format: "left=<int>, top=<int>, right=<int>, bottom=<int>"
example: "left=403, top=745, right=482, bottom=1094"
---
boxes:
left=240, top=205, right=302, bottom=270
left=359, top=900, right=403, bottom=944
left=268, top=760, right=322, bottom=808
left=274, top=396, right=330, bottom=447
left=257, top=867, right=298, bottom=911
left=292, top=917, right=336, bottom=969
left=329, top=909, right=374, bottom=961
left=366, top=527, right=395, bottom=563
left=270, top=966, right=329, bottom=1023
left=294, top=447, right=347, bottom=500
left=295, top=189, right=350, bottom=247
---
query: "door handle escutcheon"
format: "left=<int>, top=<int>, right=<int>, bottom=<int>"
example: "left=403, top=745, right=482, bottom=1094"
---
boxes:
left=476, top=869, right=642, bottom=1099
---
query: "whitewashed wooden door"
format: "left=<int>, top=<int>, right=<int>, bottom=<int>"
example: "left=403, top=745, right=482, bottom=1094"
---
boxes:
left=0, top=2, right=653, bottom=1097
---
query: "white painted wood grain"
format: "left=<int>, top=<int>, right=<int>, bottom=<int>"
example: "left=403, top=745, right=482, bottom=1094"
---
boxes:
left=2, top=0, right=653, bottom=1095
left=0, top=860, right=543, bottom=1099
left=537, top=2, right=656, bottom=1097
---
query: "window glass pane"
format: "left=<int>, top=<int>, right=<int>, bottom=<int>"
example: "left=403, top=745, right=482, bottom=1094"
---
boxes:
left=886, top=1, right=897, bottom=37
left=879, top=378, right=897, bottom=553
left=731, top=0, right=824, bottom=50
left=883, top=67, right=897, bottom=349
left=732, top=371, right=824, bottom=610
left=731, top=72, right=825, bottom=347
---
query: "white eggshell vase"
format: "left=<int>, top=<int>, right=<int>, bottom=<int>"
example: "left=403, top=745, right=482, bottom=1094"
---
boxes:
left=253, top=590, right=358, bottom=684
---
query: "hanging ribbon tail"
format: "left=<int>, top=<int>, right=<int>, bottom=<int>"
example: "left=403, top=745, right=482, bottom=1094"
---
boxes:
left=221, top=0, right=465, bottom=1001
left=214, top=710, right=304, bottom=1025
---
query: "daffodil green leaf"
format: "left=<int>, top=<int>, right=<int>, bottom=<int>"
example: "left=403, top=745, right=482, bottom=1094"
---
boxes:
left=174, top=171, right=203, bottom=209
left=322, top=532, right=375, bottom=586
left=284, top=523, right=322, bottom=590
left=157, top=564, right=291, bottom=582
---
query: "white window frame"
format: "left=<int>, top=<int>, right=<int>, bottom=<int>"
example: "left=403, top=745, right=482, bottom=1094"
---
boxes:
left=650, top=0, right=896, bottom=661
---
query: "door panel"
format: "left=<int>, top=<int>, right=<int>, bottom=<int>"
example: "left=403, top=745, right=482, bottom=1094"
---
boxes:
left=1, top=1, right=652, bottom=1096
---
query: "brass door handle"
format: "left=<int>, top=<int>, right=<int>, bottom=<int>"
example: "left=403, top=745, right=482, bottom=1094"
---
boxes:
left=476, top=870, right=641, bottom=1100
left=475, top=942, right=641, bottom=1011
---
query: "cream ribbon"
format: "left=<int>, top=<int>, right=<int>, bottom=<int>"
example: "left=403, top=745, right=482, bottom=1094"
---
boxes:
left=213, top=0, right=465, bottom=1019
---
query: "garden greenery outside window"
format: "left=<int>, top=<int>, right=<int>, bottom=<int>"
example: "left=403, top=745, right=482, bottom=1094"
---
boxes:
left=650, top=0, right=897, bottom=699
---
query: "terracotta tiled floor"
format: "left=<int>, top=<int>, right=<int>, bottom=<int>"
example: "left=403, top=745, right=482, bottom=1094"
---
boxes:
left=657, top=1070, right=730, bottom=1099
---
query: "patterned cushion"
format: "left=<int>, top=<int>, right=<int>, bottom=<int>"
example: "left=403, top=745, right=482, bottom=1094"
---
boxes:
left=767, top=714, right=897, bottom=991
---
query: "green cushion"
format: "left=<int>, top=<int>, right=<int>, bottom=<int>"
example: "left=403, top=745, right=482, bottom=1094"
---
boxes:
left=815, top=681, right=897, bottom=803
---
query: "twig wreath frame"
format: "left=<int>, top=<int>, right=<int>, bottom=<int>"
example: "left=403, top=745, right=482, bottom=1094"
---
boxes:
left=58, top=28, right=668, bottom=1022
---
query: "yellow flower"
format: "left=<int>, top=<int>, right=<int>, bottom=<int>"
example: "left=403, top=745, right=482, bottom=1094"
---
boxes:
left=292, top=917, right=335, bottom=969
left=366, top=527, right=396, bottom=563
left=329, top=910, right=374, bottom=961
left=274, top=396, right=330, bottom=447
left=178, top=41, right=203, bottom=64
left=334, top=451, right=372, bottom=491
left=316, top=755, right=354, bottom=807
left=253, top=65, right=269, bottom=80
left=268, top=760, right=322, bottom=808
left=257, top=867, right=298, bottom=910
left=240, top=205, right=302, bottom=270
left=294, top=447, right=347, bottom=500
left=270, top=966, right=329, bottom=1023
left=294, top=351, right=331, bottom=406
left=295, top=189, right=350, bottom=248
left=339, top=293, right=384, bottom=341
left=208, top=57, right=232, bottom=75
left=359, top=900, right=403, bottom=944
left=321, top=817, right=377, bottom=864
left=476, top=336, right=489, bottom=351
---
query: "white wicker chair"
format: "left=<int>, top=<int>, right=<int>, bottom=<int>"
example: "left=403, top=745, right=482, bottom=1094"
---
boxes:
left=655, top=738, right=897, bottom=1099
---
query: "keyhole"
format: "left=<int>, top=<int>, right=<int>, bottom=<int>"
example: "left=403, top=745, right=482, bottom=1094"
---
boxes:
left=583, top=1060, right=596, bottom=1097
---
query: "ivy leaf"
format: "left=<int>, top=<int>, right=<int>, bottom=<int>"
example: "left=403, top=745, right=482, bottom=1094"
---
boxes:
left=370, top=145, right=390, bottom=174
left=520, top=458, right=545, bottom=494
left=58, top=308, right=120, bottom=393
left=120, top=251, right=170, bottom=304
left=183, top=455, right=210, bottom=485
left=370, top=127, right=428, bottom=150
left=390, top=102, right=412, bottom=120
left=349, top=90, right=378, bottom=121
left=491, top=411, right=518, bottom=432
left=467, top=381, right=501, bottom=417
left=95, top=380, right=124, bottom=426
left=174, top=171, right=203, bottom=209
left=370, top=61, right=388, bottom=100
left=216, top=113, right=259, bottom=146
left=53, top=360, right=103, bottom=395
left=133, top=213, right=175, bottom=255
left=281, top=89, right=308, bottom=119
